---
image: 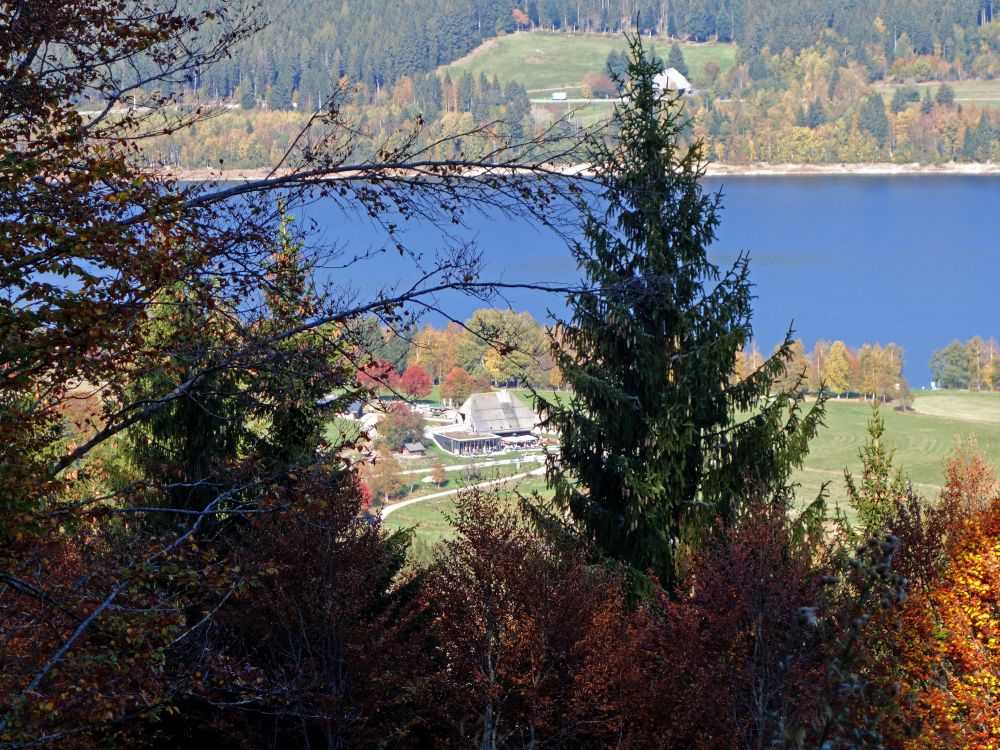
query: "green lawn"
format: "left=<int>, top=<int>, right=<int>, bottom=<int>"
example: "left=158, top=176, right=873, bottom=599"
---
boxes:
left=384, top=473, right=552, bottom=564
left=442, top=31, right=736, bottom=94
left=324, top=417, right=365, bottom=447
left=385, top=389, right=1000, bottom=558
left=792, top=391, right=1000, bottom=513
left=876, top=79, right=1000, bottom=108
left=510, top=387, right=570, bottom=409
left=383, top=462, right=528, bottom=503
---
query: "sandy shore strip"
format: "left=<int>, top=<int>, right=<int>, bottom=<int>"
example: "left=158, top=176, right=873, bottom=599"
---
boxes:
left=165, top=161, right=1000, bottom=182
left=704, top=161, right=1000, bottom=177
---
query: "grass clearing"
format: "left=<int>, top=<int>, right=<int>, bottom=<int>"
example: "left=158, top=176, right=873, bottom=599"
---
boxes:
left=510, top=387, right=570, bottom=409
left=442, top=31, right=735, bottom=93
left=792, top=391, right=1000, bottom=512
left=876, top=79, right=1000, bottom=108
left=382, top=390, right=1000, bottom=556
left=384, top=473, right=553, bottom=564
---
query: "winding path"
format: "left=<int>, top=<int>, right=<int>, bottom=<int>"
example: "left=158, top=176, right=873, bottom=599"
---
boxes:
left=379, top=466, right=546, bottom=520
left=397, top=454, right=544, bottom=476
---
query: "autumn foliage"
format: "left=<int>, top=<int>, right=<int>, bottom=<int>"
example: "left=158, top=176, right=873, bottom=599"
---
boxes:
left=868, top=443, right=1000, bottom=749
left=9, top=4, right=1000, bottom=748
left=398, top=365, right=433, bottom=398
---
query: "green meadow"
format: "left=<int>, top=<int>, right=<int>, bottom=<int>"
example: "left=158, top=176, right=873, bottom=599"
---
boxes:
left=793, top=391, right=1000, bottom=512
left=876, top=79, right=1000, bottom=108
left=386, top=473, right=552, bottom=563
left=383, top=390, right=1000, bottom=558
left=441, top=31, right=736, bottom=96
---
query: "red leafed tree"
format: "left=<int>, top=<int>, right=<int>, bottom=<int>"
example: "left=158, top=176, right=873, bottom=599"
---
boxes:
left=440, top=367, right=474, bottom=405
left=358, top=359, right=398, bottom=390
left=624, top=502, right=831, bottom=749
left=512, top=7, right=531, bottom=27
left=399, top=365, right=433, bottom=399
left=152, top=469, right=416, bottom=747
left=409, top=489, right=644, bottom=747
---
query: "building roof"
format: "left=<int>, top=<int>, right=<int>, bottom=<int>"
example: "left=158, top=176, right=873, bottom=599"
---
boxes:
left=437, top=431, right=500, bottom=442
left=403, top=442, right=426, bottom=452
left=653, top=68, right=692, bottom=94
left=458, top=390, right=537, bottom=434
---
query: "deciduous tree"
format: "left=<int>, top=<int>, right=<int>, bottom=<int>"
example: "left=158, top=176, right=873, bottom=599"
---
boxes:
left=378, top=403, right=426, bottom=451
left=440, top=366, right=474, bottom=405
left=823, top=340, right=854, bottom=396
left=399, top=365, right=434, bottom=399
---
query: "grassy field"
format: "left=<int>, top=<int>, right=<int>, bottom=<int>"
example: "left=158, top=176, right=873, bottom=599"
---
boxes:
left=382, top=390, right=1000, bottom=557
left=442, top=31, right=736, bottom=97
left=876, top=79, right=1000, bottom=108
left=792, top=391, right=1000, bottom=512
left=386, top=473, right=552, bottom=563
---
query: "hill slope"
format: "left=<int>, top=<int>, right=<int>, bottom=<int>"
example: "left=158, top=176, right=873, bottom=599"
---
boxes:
left=442, top=32, right=736, bottom=95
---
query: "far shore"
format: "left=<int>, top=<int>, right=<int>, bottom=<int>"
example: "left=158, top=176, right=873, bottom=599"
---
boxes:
left=166, top=161, right=1000, bottom=182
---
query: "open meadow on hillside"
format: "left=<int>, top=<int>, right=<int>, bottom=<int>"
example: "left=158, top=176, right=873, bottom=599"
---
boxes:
left=442, top=31, right=736, bottom=97
left=787, top=391, right=1000, bottom=512
left=875, top=79, right=1000, bottom=108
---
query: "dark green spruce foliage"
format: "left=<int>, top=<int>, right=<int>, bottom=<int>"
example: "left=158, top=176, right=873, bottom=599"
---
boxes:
left=667, top=43, right=689, bottom=77
left=539, top=34, right=824, bottom=595
left=257, top=206, right=351, bottom=466
left=125, top=208, right=354, bottom=512
left=858, top=92, right=890, bottom=148
left=845, top=404, right=907, bottom=537
left=124, top=283, right=250, bottom=513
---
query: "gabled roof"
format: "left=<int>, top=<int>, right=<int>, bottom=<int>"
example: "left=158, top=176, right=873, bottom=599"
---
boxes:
left=653, top=67, right=692, bottom=93
left=458, top=390, right=537, bottom=434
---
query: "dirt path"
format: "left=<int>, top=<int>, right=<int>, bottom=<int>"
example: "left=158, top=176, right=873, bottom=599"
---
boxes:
left=379, top=467, right=545, bottom=519
left=397, top=454, right=544, bottom=476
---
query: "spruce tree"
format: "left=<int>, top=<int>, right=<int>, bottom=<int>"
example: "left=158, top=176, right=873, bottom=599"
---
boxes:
left=538, top=33, right=823, bottom=595
left=845, top=404, right=907, bottom=536
left=123, top=282, right=250, bottom=514
left=667, top=42, right=689, bottom=77
left=257, top=205, right=346, bottom=467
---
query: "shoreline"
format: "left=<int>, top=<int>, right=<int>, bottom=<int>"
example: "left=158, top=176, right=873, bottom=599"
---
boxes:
left=166, top=161, right=1000, bottom=182
left=704, top=162, right=1000, bottom=177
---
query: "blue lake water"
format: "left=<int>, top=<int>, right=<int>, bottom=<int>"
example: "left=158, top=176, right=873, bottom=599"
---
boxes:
left=297, top=176, right=1000, bottom=385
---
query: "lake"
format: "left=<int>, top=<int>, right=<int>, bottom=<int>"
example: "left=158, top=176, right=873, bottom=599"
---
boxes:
left=298, top=176, right=1000, bottom=385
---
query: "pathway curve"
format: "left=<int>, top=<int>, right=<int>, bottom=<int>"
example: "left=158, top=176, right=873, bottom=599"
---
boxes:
left=397, top=454, right=544, bottom=476
left=379, top=467, right=546, bottom=520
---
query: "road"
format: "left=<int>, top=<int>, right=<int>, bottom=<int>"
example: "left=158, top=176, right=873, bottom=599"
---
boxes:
left=379, top=467, right=546, bottom=519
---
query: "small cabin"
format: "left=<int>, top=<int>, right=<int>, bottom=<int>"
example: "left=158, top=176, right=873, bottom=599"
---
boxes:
left=402, top=441, right=426, bottom=456
left=342, top=401, right=364, bottom=420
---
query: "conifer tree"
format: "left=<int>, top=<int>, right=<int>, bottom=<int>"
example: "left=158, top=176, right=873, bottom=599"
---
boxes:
left=845, top=404, right=907, bottom=536
left=668, top=42, right=689, bottom=77
left=123, top=282, right=250, bottom=513
left=257, top=205, right=348, bottom=467
left=538, top=33, right=823, bottom=595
